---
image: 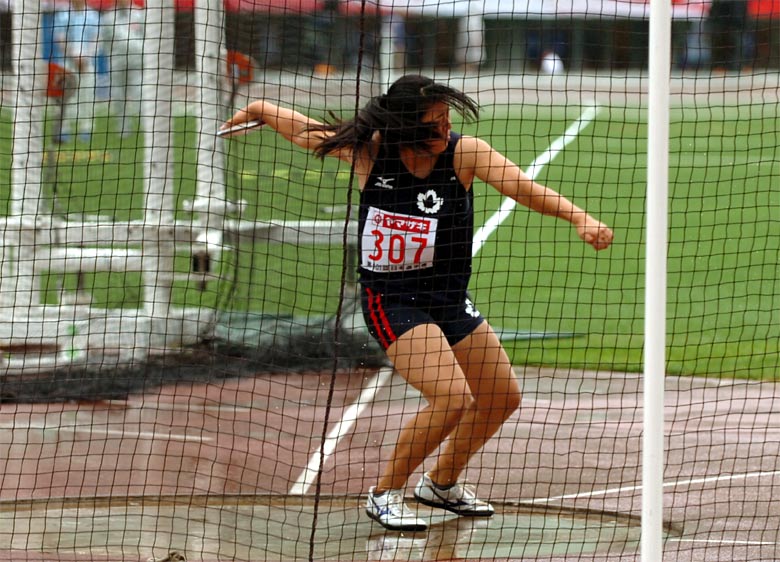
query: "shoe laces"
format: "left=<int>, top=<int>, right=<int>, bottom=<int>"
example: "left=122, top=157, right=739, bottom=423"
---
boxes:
left=452, top=482, right=477, bottom=500
left=440, top=481, right=481, bottom=504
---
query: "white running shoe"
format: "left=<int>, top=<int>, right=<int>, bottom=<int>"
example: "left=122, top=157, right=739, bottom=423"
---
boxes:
left=413, top=473, right=495, bottom=517
left=365, top=487, right=428, bottom=532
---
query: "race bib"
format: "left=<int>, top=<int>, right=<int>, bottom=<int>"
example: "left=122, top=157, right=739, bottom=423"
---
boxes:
left=361, top=207, right=437, bottom=272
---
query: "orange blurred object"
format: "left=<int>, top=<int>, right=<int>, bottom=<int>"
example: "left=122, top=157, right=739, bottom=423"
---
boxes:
left=313, top=63, right=336, bottom=77
left=47, top=62, right=70, bottom=98
left=226, top=50, right=254, bottom=84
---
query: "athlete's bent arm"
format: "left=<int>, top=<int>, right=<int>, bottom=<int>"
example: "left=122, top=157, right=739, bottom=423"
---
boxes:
left=467, top=136, right=613, bottom=251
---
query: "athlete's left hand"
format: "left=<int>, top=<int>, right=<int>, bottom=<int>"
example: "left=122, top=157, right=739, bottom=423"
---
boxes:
left=577, top=216, right=613, bottom=251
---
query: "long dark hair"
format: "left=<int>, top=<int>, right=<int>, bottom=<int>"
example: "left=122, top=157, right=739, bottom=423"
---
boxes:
left=310, top=75, right=480, bottom=159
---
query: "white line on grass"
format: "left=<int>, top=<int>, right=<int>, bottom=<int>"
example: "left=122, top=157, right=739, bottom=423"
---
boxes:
left=289, top=106, right=601, bottom=496
left=529, top=469, right=780, bottom=504
left=289, top=366, right=394, bottom=495
left=472, top=104, right=602, bottom=256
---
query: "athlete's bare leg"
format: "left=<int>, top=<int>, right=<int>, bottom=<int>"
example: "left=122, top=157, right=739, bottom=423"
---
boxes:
left=426, top=321, right=521, bottom=486
left=374, top=323, right=473, bottom=493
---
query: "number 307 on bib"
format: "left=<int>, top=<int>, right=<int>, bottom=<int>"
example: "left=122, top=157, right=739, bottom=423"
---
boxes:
left=361, top=207, right=438, bottom=272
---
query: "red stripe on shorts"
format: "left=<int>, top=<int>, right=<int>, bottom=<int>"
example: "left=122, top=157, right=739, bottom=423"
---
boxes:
left=366, top=288, right=396, bottom=349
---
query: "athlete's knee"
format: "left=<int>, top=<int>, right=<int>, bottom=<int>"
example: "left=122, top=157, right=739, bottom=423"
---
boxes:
left=430, top=391, right=474, bottom=429
left=504, top=387, right=522, bottom=414
left=477, top=388, right=520, bottom=424
left=455, top=392, right=476, bottom=417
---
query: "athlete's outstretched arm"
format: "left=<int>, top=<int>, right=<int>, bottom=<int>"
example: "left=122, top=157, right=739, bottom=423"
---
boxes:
left=466, top=136, right=613, bottom=251
left=222, top=100, right=352, bottom=161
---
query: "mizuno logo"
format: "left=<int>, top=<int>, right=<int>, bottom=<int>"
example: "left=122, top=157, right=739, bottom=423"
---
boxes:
left=374, top=176, right=394, bottom=189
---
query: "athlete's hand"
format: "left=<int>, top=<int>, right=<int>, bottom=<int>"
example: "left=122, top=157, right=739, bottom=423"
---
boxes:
left=576, top=216, right=613, bottom=251
left=219, top=104, right=268, bottom=137
left=217, top=119, right=265, bottom=138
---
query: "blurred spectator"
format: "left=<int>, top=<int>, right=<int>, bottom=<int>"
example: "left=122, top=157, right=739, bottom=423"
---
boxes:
left=390, top=15, right=407, bottom=71
left=52, top=0, right=101, bottom=143
left=456, top=1, right=484, bottom=73
left=526, top=27, right=568, bottom=73
left=709, top=0, right=750, bottom=71
left=101, top=0, right=145, bottom=138
left=340, top=11, right=371, bottom=73
left=674, top=0, right=712, bottom=70
left=312, top=0, right=338, bottom=76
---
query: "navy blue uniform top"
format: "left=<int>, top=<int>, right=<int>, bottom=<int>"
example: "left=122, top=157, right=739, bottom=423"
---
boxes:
left=357, top=132, right=474, bottom=302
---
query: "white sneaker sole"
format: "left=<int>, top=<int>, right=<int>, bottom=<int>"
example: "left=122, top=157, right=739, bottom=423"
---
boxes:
left=413, top=492, right=495, bottom=517
left=365, top=508, right=428, bottom=532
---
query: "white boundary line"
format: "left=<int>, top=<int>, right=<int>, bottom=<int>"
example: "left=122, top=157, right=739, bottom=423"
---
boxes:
left=472, top=104, right=602, bottom=256
left=289, top=106, right=601, bottom=496
left=529, top=469, right=780, bottom=505
left=289, top=366, right=394, bottom=495
left=0, top=422, right=211, bottom=443
left=667, top=539, right=780, bottom=546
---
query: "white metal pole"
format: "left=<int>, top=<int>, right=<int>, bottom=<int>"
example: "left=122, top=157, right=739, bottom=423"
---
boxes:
left=141, top=0, right=177, bottom=346
left=11, top=0, right=46, bottom=218
left=194, top=0, right=226, bottom=210
left=643, top=0, right=671, bottom=560
left=142, top=0, right=176, bottom=226
left=7, top=0, right=47, bottom=310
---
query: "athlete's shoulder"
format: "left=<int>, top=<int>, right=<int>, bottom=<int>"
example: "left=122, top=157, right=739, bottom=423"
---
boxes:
left=454, top=134, right=490, bottom=148
left=453, top=134, right=493, bottom=153
left=453, top=134, right=494, bottom=167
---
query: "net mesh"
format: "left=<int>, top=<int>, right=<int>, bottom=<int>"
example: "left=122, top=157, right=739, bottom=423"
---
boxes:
left=0, top=1, right=779, bottom=561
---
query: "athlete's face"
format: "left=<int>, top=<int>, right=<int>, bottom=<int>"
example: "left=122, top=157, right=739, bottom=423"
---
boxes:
left=421, top=102, right=451, bottom=155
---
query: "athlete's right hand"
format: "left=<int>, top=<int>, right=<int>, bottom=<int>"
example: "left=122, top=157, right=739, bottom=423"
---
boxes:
left=577, top=216, right=614, bottom=251
left=217, top=119, right=265, bottom=138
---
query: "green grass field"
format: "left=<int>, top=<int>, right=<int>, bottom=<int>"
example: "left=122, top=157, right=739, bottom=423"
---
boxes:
left=0, top=101, right=777, bottom=379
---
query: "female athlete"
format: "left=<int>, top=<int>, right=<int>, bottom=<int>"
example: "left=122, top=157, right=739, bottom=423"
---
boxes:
left=222, top=75, right=613, bottom=531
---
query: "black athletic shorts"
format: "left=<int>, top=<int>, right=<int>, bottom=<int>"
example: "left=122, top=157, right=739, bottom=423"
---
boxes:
left=360, top=286, right=485, bottom=350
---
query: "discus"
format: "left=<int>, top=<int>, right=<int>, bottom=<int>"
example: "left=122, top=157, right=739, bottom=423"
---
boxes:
left=217, top=120, right=265, bottom=137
